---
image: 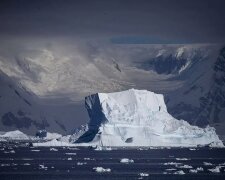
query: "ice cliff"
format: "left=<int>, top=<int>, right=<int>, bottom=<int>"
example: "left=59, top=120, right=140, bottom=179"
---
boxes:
left=75, top=89, right=223, bottom=147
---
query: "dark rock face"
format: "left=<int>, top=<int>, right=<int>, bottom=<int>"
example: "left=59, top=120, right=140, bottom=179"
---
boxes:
left=168, top=47, right=225, bottom=128
left=2, top=112, right=49, bottom=129
left=196, top=47, right=225, bottom=125
left=36, top=129, right=47, bottom=138
left=135, top=55, right=189, bottom=74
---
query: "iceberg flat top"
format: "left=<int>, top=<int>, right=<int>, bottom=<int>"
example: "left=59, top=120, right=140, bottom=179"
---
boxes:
left=78, top=89, right=224, bottom=147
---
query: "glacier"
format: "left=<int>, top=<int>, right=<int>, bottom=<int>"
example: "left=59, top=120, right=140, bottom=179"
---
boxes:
left=73, top=89, right=223, bottom=147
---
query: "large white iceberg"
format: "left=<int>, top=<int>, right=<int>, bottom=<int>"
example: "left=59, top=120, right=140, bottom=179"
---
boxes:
left=74, top=89, right=223, bottom=147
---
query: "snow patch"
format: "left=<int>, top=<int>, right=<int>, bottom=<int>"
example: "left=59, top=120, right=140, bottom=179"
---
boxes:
left=0, top=130, right=29, bottom=140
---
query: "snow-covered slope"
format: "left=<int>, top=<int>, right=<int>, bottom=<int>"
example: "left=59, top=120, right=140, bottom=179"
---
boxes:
left=0, top=41, right=224, bottom=138
left=75, top=89, right=223, bottom=147
left=0, top=130, right=30, bottom=140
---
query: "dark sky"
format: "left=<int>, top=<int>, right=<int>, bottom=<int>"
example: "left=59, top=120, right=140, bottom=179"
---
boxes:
left=0, top=0, right=225, bottom=43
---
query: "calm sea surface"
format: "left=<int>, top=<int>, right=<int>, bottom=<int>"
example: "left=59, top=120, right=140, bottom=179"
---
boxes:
left=0, top=142, right=225, bottom=179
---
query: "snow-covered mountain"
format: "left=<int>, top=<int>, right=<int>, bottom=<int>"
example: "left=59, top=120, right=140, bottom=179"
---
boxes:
left=0, top=42, right=224, bottom=139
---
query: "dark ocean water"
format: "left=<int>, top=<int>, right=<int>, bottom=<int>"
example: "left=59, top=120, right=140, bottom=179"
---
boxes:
left=0, top=142, right=225, bottom=180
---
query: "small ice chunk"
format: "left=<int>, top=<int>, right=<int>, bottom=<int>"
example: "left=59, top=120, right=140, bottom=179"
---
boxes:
left=166, top=168, right=177, bottom=171
left=196, top=167, right=204, bottom=171
left=189, top=148, right=196, bottom=151
left=177, top=165, right=193, bottom=169
left=189, top=167, right=204, bottom=173
left=208, top=166, right=222, bottom=173
left=65, top=153, right=76, bottom=155
left=203, top=162, right=213, bottom=166
left=39, top=164, right=47, bottom=169
left=31, top=150, right=40, bottom=152
left=67, top=158, right=72, bottom=160
left=10, top=150, right=15, bottom=153
left=120, top=158, right=134, bottom=164
left=1, top=164, right=10, bottom=167
left=50, top=148, right=58, bottom=151
left=176, top=158, right=190, bottom=161
left=190, top=169, right=198, bottom=173
left=77, top=162, right=87, bottom=166
left=23, top=163, right=30, bottom=166
left=139, top=173, right=149, bottom=177
left=164, top=162, right=182, bottom=165
left=22, top=158, right=33, bottom=160
left=174, top=170, right=185, bottom=175
left=93, top=167, right=111, bottom=173
left=67, top=147, right=79, bottom=150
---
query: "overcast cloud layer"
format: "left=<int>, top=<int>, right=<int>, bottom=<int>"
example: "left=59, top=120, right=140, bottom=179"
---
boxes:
left=0, top=0, right=225, bottom=43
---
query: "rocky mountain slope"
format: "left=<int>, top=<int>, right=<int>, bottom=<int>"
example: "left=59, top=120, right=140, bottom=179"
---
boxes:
left=0, top=43, right=224, bottom=139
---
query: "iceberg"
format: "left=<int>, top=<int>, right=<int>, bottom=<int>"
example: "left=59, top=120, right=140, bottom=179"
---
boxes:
left=74, top=89, right=223, bottom=147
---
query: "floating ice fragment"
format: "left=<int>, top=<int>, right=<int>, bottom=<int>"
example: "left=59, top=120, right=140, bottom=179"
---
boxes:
left=1, top=164, right=10, bottom=167
left=120, top=158, right=134, bottom=163
left=93, top=167, right=111, bottom=173
left=77, top=162, right=87, bottom=166
left=189, top=169, right=198, bottom=173
left=176, top=158, right=190, bottom=161
left=174, top=170, right=185, bottom=175
left=39, top=164, right=47, bottom=169
left=203, top=162, right=213, bottom=166
left=208, top=166, right=222, bottom=173
left=50, top=148, right=58, bottom=151
left=66, top=153, right=76, bottom=155
left=177, top=165, right=193, bottom=169
left=139, top=173, right=149, bottom=177
left=23, top=163, right=30, bottom=166
left=166, top=168, right=177, bottom=171
left=164, top=162, right=182, bottom=165
left=31, top=150, right=40, bottom=152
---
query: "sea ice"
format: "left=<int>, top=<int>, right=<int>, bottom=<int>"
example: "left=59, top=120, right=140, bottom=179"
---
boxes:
left=203, top=162, right=213, bottom=166
left=174, top=170, right=185, bottom=175
left=93, top=167, right=111, bottom=173
left=50, top=148, right=58, bottom=151
left=120, top=158, right=134, bottom=164
left=139, top=173, right=149, bottom=177
left=65, top=153, right=76, bottom=155
left=176, top=165, right=193, bottom=169
left=208, top=166, right=222, bottom=173
left=77, top=162, right=87, bottom=166
left=176, top=158, right=190, bottom=161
